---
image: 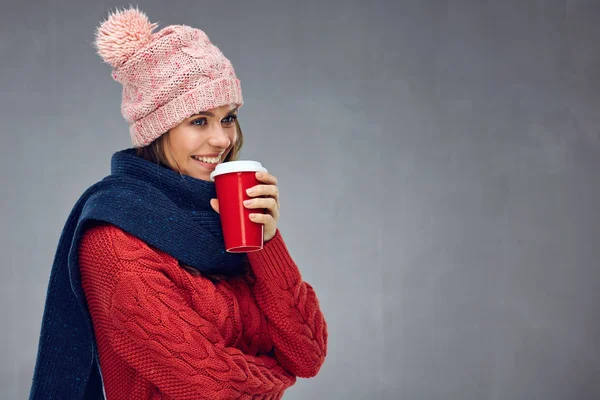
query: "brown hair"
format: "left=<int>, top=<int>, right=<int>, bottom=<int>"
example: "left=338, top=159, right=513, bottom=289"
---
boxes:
left=136, top=118, right=249, bottom=282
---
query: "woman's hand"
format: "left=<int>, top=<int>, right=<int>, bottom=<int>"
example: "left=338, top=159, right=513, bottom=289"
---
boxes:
left=210, top=171, right=280, bottom=242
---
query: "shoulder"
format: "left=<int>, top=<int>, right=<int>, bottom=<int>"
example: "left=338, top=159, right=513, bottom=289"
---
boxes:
left=79, top=222, right=176, bottom=269
left=80, top=221, right=130, bottom=245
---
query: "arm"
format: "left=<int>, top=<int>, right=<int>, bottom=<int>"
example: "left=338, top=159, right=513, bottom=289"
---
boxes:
left=246, top=229, right=328, bottom=378
left=79, top=224, right=295, bottom=399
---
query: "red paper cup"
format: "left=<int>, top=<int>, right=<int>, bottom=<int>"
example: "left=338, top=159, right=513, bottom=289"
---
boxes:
left=210, top=161, right=268, bottom=253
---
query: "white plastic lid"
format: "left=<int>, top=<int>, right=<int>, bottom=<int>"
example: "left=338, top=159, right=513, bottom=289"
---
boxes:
left=210, top=160, right=268, bottom=181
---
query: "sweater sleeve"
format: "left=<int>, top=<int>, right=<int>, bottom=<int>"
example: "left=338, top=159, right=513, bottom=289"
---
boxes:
left=79, top=224, right=295, bottom=400
left=246, top=229, right=328, bottom=378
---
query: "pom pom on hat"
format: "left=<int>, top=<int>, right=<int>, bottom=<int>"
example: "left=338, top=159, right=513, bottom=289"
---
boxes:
left=94, top=6, right=158, bottom=68
left=94, top=6, right=243, bottom=147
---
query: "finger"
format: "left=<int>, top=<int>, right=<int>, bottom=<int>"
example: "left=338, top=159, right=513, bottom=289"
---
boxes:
left=246, top=184, right=279, bottom=199
left=256, top=172, right=278, bottom=185
left=249, top=212, right=274, bottom=224
left=244, top=198, right=279, bottom=220
left=243, top=197, right=277, bottom=210
left=210, top=198, right=220, bottom=214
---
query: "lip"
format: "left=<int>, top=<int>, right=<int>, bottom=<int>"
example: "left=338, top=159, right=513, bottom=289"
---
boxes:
left=191, top=156, right=220, bottom=170
left=193, top=153, right=220, bottom=157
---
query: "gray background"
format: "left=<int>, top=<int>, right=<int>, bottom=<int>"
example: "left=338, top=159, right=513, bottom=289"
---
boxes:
left=1, top=0, right=600, bottom=399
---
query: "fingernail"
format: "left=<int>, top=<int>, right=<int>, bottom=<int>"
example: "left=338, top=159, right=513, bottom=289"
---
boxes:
left=247, top=188, right=255, bottom=195
left=257, top=172, right=263, bottom=178
left=243, top=200, right=252, bottom=206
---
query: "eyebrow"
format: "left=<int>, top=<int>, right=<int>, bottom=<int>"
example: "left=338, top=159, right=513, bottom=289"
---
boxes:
left=190, top=107, right=239, bottom=118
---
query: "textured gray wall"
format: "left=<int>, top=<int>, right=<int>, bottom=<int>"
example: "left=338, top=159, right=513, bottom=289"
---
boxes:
left=2, top=0, right=600, bottom=399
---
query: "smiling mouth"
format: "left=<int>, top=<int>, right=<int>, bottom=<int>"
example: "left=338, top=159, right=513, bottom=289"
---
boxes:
left=191, top=155, right=221, bottom=164
left=191, top=156, right=221, bottom=170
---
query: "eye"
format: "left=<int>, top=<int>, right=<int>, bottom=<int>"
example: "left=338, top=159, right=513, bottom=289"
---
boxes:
left=222, top=114, right=238, bottom=127
left=191, top=118, right=207, bottom=126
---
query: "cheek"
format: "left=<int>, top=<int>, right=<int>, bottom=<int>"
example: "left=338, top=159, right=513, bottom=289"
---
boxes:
left=172, top=127, right=203, bottom=156
left=164, top=126, right=192, bottom=172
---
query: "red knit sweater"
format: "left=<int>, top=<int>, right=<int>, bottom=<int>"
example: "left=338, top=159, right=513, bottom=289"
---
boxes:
left=78, top=223, right=327, bottom=399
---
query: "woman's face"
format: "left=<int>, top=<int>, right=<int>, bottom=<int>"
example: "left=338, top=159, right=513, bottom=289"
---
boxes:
left=163, top=104, right=238, bottom=181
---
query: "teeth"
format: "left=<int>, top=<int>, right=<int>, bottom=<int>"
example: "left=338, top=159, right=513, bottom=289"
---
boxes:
left=193, top=156, right=220, bottom=164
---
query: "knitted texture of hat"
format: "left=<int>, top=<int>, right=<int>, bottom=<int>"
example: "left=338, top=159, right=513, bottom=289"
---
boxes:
left=94, top=7, right=243, bottom=147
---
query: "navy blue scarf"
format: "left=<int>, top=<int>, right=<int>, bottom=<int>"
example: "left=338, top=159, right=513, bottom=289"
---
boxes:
left=29, top=148, right=247, bottom=399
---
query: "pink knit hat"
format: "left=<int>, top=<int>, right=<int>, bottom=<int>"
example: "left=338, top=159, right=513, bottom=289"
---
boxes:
left=94, top=7, right=243, bottom=147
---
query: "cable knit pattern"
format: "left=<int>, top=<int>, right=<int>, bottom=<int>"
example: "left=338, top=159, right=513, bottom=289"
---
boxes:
left=79, top=223, right=327, bottom=399
left=247, top=230, right=328, bottom=378
left=94, top=7, right=244, bottom=147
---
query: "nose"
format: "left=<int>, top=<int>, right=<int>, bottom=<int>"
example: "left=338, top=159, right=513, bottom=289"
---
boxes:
left=207, top=125, right=231, bottom=149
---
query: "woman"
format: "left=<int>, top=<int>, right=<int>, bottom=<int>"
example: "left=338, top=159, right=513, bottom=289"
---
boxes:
left=29, top=7, right=327, bottom=399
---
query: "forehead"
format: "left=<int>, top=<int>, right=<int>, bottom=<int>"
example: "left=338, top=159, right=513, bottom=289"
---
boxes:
left=190, top=104, right=238, bottom=118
